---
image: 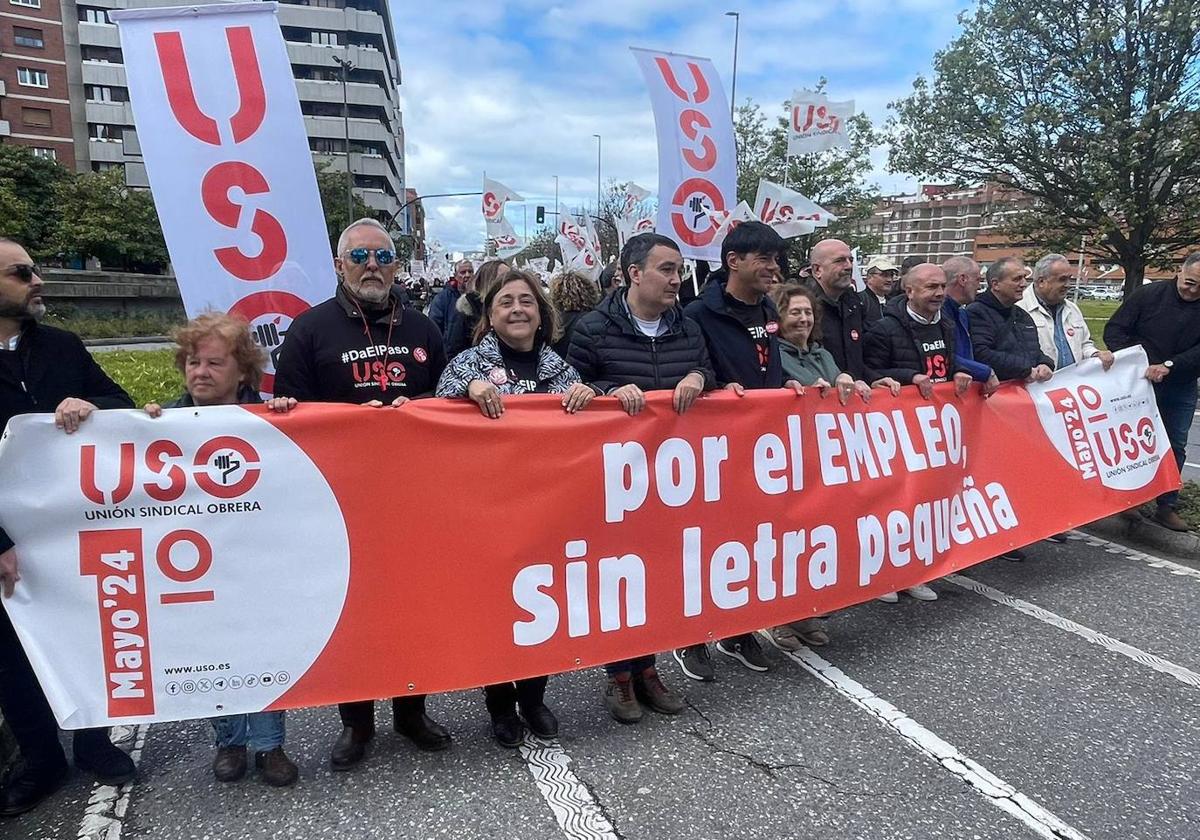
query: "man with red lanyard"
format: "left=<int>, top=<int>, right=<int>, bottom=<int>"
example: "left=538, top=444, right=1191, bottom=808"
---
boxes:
left=273, top=218, right=449, bottom=769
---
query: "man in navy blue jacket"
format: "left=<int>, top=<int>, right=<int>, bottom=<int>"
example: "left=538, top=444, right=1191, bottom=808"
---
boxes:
left=941, top=256, right=999, bottom=393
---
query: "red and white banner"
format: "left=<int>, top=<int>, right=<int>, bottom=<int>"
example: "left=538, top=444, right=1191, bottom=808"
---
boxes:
left=0, top=349, right=1176, bottom=727
left=753, top=180, right=836, bottom=239
left=787, top=90, right=854, bottom=155
left=111, top=3, right=335, bottom=393
left=632, top=48, right=735, bottom=263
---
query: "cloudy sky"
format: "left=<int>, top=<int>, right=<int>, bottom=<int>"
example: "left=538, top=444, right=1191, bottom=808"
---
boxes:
left=391, top=0, right=973, bottom=253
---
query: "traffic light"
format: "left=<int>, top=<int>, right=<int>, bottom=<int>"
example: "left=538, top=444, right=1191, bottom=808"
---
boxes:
left=536, top=205, right=545, bottom=225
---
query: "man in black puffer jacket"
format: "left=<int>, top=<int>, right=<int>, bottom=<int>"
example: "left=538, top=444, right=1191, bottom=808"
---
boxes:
left=566, top=232, right=713, bottom=728
left=966, top=257, right=1054, bottom=383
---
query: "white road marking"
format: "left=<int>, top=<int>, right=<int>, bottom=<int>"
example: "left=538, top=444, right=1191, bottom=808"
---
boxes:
left=946, top=575, right=1200, bottom=689
left=1068, top=530, right=1200, bottom=582
left=1185, top=462, right=1199, bottom=469
left=774, top=642, right=1092, bottom=840
left=76, top=724, right=148, bottom=840
left=519, top=735, right=620, bottom=840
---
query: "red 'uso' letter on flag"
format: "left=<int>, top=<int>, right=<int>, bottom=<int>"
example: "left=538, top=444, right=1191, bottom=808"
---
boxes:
left=110, top=2, right=336, bottom=395
left=631, top=47, right=736, bottom=264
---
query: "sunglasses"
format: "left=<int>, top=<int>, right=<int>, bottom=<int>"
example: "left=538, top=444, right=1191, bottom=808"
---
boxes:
left=5, top=264, right=40, bottom=283
left=345, top=248, right=396, bottom=266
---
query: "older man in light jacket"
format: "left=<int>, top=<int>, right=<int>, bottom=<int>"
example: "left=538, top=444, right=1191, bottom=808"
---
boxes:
left=1018, top=254, right=1114, bottom=371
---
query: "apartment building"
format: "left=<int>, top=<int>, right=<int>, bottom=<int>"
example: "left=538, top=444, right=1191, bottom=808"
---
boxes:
left=0, top=0, right=76, bottom=166
left=4, top=0, right=406, bottom=225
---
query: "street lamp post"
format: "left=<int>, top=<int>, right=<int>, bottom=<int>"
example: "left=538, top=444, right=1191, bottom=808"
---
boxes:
left=725, top=11, right=740, bottom=121
left=592, top=135, right=602, bottom=215
left=332, top=54, right=356, bottom=224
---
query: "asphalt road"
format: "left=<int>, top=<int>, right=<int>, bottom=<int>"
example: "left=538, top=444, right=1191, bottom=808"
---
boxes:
left=5, top=530, right=1198, bottom=840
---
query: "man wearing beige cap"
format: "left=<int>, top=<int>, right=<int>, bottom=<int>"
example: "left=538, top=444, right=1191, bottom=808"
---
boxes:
left=860, top=255, right=900, bottom=325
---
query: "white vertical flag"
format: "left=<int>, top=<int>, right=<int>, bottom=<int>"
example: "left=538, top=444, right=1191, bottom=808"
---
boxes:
left=631, top=48, right=735, bottom=263
left=110, top=2, right=334, bottom=394
left=753, top=180, right=836, bottom=238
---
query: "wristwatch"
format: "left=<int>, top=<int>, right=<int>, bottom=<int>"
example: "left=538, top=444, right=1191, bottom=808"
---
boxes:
left=1163, top=360, right=1174, bottom=371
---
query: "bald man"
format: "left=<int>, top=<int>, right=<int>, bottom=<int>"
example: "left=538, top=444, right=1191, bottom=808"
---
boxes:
left=805, top=238, right=866, bottom=379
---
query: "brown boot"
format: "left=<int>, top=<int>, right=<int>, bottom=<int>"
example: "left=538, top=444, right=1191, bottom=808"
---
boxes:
left=635, top=667, right=684, bottom=715
left=255, top=747, right=298, bottom=787
left=790, top=618, right=831, bottom=647
left=604, top=673, right=643, bottom=724
left=1154, top=506, right=1190, bottom=532
left=212, top=746, right=247, bottom=782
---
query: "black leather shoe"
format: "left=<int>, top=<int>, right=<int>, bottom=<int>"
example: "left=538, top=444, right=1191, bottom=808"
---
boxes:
left=395, top=713, right=452, bottom=752
left=520, top=703, right=559, bottom=740
left=73, top=740, right=135, bottom=786
left=490, top=713, right=525, bottom=748
left=330, top=725, right=374, bottom=771
left=0, top=762, right=68, bottom=818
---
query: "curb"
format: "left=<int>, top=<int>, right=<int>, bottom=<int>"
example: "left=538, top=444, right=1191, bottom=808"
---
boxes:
left=1082, top=511, right=1200, bottom=558
left=82, top=335, right=171, bottom=347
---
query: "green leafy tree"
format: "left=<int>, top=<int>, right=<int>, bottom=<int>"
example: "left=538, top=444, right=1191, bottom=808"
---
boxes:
left=0, top=145, right=70, bottom=253
left=314, top=161, right=374, bottom=252
left=888, top=0, right=1200, bottom=297
left=48, top=169, right=167, bottom=271
left=734, top=87, right=882, bottom=263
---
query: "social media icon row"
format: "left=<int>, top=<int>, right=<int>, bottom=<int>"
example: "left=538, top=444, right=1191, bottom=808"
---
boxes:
left=164, top=672, right=290, bottom=696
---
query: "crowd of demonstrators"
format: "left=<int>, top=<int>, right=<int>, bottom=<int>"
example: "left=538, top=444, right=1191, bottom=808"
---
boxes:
left=1105, top=252, right=1200, bottom=532
left=566, top=233, right=713, bottom=723
left=445, top=260, right=511, bottom=358
left=1, top=218, right=1197, bottom=813
left=548, top=269, right=601, bottom=357
left=0, top=238, right=138, bottom=816
left=144, top=313, right=300, bottom=787
left=273, top=218, right=452, bottom=770
left=860, top=255, right=900, bottom=324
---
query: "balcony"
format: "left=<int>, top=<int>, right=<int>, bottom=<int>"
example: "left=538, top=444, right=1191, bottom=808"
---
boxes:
left=88, top=139, right=126, bottom=162
left=295, top=78, right=390, bottom=111
left=286, top=42, right=388, bottom=75
left=79, top=21, right=121, bottom=49
left=81, top=62, right=127, bottom=87
left=85, top=100, right=134, bottom=126
left=277, top=5, right=385, bottom=36
left=304, top=114, right=392, bottom=143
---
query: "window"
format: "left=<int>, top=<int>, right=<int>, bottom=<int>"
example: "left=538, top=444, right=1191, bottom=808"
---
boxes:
left=17, top=67, right=48, bottom=88
left=88, top=123, right=125, bottom=142
left=85, top=85, right=129, bottom=102
left=91, top=161, right=123, bottom=173
left=311, top=30, right=339, bottom=46
left=32, top=147, right=56, bottom=160
left=13, top=27, right=44, bottom=48
left=10, top=0, right=41, bottom=8
left=21, top=107, right=51, bottom=127
left=79, top=6, right=111, bottom=23
left=81, top=45, right=122, bottom=62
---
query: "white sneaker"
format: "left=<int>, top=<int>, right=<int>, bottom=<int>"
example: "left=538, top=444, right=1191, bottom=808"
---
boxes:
left=904, top=584, right=938, bottom=601
left=876, top=591, right=899, bottom=604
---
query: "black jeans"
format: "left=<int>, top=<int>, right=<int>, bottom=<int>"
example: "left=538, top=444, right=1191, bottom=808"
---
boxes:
left=338, top=695, right=428, bottom=730
left=0, top=607, right=112, bottom=774
left=483, top=676, right=548, bottom=719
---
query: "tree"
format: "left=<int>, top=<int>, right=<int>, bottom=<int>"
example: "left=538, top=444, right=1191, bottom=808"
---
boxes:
left=48, top=169, right=168, bottom=271
left=0, top=145, right=70, bottom=254
left=734, top=89, right=882, bottom=262
left=888, top=0, right=1200, bottom=297
left=314, top=161, right=374, bottom=251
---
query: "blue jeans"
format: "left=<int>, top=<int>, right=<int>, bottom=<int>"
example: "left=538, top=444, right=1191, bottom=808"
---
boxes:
left=1155, top=382, right=1197, bottom=509
left=604, top=654, right=656, bottom=677
left=212, top=711, right=285, bottom=752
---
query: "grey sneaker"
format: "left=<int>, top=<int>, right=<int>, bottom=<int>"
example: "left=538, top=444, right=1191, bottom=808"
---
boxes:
left=604, top=674, right=643, bottom=724
left=673, top=644, right=716, bottom=681
left=715, top=633, right=771, bottom=672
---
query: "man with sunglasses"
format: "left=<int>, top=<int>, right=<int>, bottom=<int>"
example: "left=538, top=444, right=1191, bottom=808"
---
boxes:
left=273, top=218, right=451, bottom=769
left=0, top=238, right=138, bottom=816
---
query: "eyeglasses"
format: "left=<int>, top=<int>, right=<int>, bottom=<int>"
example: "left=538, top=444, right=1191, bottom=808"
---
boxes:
left=345, top=248, right=396, bottom=266
left=4, top=264, right=40, bottom=283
